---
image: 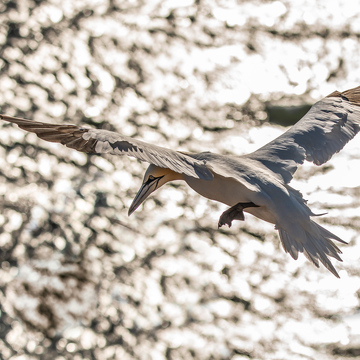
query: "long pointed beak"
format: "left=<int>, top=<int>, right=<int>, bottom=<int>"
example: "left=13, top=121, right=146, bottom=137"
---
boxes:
left=128, top=178, right=162, bottom=216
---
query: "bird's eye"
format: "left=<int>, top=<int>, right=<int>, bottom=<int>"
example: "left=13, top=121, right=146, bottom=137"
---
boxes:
left=148, top=175, right=155, bottom=181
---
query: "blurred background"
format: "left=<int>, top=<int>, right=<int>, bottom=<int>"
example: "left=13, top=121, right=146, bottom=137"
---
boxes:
left=1, top=0, right=360, bottom=359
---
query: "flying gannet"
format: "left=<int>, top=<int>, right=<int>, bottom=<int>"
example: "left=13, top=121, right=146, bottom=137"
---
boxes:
left=1, top=85, right=360, bottom=277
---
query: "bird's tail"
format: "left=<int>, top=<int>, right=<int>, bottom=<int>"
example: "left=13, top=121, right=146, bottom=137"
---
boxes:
left=278, top=221, right=347, bottom=278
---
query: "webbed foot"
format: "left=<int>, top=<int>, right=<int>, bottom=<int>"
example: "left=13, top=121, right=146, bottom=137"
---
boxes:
left=218, top=202, right=259, bottom=228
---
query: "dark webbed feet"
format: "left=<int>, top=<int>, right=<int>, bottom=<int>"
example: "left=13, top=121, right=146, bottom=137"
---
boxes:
left=218, top=202, right=259, bottom=228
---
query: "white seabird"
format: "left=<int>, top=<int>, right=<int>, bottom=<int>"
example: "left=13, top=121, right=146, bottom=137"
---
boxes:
left=1, top=85, right=360, bottom=277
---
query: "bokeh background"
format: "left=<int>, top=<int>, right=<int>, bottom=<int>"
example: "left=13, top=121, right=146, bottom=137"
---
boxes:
left=1, top=0, right=360, bottom=359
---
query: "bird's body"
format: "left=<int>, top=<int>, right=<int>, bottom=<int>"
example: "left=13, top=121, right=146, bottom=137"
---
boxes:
left=184, top=154, right=260, bottom=206
left=183, top=153, right=282, bottom=224
left=174, top=152, right=345, bottom=277
left=2, top=85, right=360, bottom=277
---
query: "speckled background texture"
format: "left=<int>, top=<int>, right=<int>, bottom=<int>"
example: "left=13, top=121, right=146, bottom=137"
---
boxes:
left=1, top=1, right=360, bottom=359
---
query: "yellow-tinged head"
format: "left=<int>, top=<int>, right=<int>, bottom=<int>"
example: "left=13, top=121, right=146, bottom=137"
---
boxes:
left=128, top=164, right=183, bottom=216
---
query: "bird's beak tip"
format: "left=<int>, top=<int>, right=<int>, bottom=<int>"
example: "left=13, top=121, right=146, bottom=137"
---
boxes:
left=127, top=185, right=147, bottom=217
left=128, top=178, right=160, bottom=218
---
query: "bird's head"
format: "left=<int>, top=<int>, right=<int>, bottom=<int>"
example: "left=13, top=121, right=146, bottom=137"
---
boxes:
left=128, top=164, right=183, bottom=216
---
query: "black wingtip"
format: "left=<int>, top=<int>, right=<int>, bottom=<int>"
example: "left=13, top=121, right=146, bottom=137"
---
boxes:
left=327, top=86, right=360, bottom=107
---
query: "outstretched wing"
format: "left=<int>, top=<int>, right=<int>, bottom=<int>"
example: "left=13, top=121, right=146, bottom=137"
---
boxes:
left=246, top=86, right=360, bottom=183
left=0, top=114, right=213, bottom=180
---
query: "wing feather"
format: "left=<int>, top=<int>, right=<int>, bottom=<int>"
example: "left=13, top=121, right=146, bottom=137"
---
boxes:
left=0, top=114, right=213, bottom=180
left=246, top=86, right=360, bottom=183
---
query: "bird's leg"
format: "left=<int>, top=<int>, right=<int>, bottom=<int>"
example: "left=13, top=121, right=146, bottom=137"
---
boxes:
left=218, top=202, right=259, bottom=228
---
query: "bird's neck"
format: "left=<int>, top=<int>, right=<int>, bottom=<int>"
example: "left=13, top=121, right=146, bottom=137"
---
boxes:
left=166, top=170, right=185, bottom=183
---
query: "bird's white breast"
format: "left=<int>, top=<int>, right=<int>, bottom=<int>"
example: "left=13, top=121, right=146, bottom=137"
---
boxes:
left=184, top=173, right=253, bottom=206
